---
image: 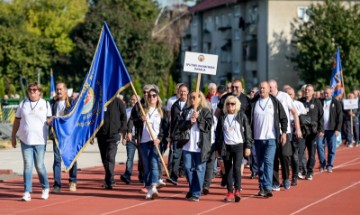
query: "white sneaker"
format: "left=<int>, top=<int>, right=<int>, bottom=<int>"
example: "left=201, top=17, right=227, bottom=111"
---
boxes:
left=145, top=187, right=159, bottom=200
left=22, top=192, right=31, bottom=202
left=41, top=188, right=49, bottom=200
left=157, top=179, right=166, bottom=188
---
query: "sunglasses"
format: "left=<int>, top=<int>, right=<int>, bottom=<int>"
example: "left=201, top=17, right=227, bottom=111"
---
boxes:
left=190, top=96, right=200, bottom=100
left=226, top=102, right=236, bottom=106
left=143, top=91, right=149, bottom=94
left=28, top=88, right=38, bottom=92
left=231, top=86, right=240, bottom=89
left=148, top=94, right=157, bottom=98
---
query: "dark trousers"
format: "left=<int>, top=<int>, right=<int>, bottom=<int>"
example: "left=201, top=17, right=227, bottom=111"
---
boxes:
left=97, top=136, right=118, bottom=186
left=250, top=143, right=258, bottom=174
left=299, top=133, right=317, bottom=175
left=203, top=144, right=216, bottom=189
left=168, top=141, right=184, bottom=181
left=224, top=144, right=243, bottom=192
left=273, top=134, right=292, bottom=185
left=291, top=136, right=304, bottom=179
left=345, top=120, right=360, bottom=144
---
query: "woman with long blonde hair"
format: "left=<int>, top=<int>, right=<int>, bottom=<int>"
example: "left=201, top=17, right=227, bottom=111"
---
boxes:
left=134, top=88, right=168, bottom=200
left=179, top=91, right=212, bottom=201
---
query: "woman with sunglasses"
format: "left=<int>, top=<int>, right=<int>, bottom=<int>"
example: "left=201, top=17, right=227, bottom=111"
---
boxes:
left=133, top=88, right=168, bottom=200
left=11, top=82, right=52, bottom=201
left=215, top=96, right=253, bottom=202
left=180, top=91, right=212, bottom=201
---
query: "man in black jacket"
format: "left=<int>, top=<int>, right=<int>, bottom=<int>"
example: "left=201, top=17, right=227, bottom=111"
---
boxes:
left=298, top=84, right=324, bottom=180
left=250, top=81, right=288, bottom=198
left=166, top=84, right=189, bottom=185
left=316, top=86, right=342, bottom=173
left=96, top=97, right=127, bottom=189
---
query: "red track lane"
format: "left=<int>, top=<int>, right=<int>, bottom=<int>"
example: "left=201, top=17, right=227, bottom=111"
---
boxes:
left=1, top=145, right=360, bottom=215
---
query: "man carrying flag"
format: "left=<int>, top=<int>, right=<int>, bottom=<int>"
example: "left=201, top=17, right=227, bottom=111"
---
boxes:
left=50, top=22, right=132, bottom=172
left=330, top=48, right=344, bottom=99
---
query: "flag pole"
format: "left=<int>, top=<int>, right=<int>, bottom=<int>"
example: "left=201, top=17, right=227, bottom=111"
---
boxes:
left=129, top=82, right=169, bottom=178
left=193, top=73, right=202, bottom=111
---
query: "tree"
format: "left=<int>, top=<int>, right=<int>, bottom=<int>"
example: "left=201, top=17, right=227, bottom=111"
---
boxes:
left=291, top=0, right=360, bottom=91
left=64, top=0, right=175, bottom=97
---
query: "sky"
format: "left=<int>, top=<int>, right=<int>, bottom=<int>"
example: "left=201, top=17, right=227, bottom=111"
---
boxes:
left=157, top=0, right=196, bottom=7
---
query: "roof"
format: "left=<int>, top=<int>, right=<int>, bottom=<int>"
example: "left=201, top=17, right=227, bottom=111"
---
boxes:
left=189, top=0, right=240, bottom=13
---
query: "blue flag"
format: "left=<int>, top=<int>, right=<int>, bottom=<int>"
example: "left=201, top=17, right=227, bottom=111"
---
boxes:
left=330, top=48, right=343, bottom=97
left=52, top=22, right=131, bottom=171
left=50, top=69, right=56, bottom=99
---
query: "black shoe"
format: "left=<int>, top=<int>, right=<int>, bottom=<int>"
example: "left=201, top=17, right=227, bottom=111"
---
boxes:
left=291, top=178, right=297, bottom=186
left=220, top=176, right=226, bottom=187
left=120, top=175, right=130, bottom=184
left=202, top=187, right=209, bottom=195
left=250, top=173, right=257, bottom=179
left=305, top=173, right=313, bottom=180
left=166, top=177, right=178, bottom=186
left=185, top=192, right=192, bottom=199
left=265, top=189, right=273, bottom=197
left=258, top=188, right=266, bottom=197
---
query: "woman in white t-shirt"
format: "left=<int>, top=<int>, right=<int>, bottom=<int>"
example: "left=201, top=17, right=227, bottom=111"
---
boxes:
left=134, top=88, right=168, bottom=200
left=180, top=91, right=212, bottom=202
left=11, top=82, right=52, bottom=202
left=215, top=96, right=252, bottom=203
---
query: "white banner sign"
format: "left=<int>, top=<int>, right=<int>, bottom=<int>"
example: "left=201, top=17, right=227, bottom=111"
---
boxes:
left=183, top=51, right=218, bottom=75
left=343, top=98, right=359, bottom=110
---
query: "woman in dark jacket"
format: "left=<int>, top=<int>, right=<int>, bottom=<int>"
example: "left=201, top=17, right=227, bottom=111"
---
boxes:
left=215, top=96, right=253, bottom=202
left=180, top=91, right=212, bottom=202
left=133, top=88, right=168, bottom=200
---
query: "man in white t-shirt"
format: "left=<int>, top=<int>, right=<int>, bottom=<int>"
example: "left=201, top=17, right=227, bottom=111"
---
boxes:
left=166, top=83, right=184, bottom=117
left=250, top=81, right=288, bottom=198
left=286, top=87, right=307, bottom=186
left=49, top=82, right=77, bottom=193
left=269, top=80, right=302, bottom=191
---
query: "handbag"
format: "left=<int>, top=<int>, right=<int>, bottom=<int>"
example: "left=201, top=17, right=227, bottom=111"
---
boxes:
left=172, top=129, right=190, bottom=148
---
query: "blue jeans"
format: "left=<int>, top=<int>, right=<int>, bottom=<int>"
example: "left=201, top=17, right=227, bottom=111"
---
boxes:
left=139, top=141, right=159, bottom=187
left=254, top=139, right=276, bottom=191
left=53, top=141, right=77, bottom=188
left=122, top=140, right=137, bottom=180
left=317, top=130, right=337, bottom=168
left=21, top=142, right=49, bottom=192
left=183, top=150, right=206, bottom=198
left=250, top=143, right=258, bottom=174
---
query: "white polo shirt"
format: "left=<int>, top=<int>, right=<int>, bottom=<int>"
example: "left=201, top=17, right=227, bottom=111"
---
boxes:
left=15, top=98, right=52, bottom=145
left=253, top=97, right=276, bottom=140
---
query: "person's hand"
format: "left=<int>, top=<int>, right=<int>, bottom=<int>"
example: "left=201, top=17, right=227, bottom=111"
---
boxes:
left=318, top=132, right=324, bottom=137
left=244, top=148, right=251, bottom=157
left=335, top=131, right=340, bottom=137
left=127, top=133, right=132, bottom=141
left=90, top=139, right=94, bottom=145
left=192, top=111, right=199, bottom=119
left=190, top=116, right=197, bottom=124
left=11, top=137, right=16, bottom=148
left=46, top=116, right=55, bottom=126
left=122, top=138, right=127, bottom=145
left=141, top=115, right=147, bottom=122
left=281, top=133, right=287, bottom=146
left=295, top=129, right=302, bottom=139
left=153, top=138, right=160, bottom=147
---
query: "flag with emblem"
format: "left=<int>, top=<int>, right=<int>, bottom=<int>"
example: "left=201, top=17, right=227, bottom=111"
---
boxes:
left=330, top=48, right=344, bottom=98
left=52, top=22, right=131, bottom=171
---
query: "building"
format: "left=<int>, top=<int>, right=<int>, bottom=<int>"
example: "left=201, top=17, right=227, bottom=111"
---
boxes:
left=180, top=0, right=330, bottom=91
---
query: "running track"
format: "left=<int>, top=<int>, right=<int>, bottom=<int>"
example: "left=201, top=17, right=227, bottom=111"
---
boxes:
left=1, top=145, right=359, bottom=215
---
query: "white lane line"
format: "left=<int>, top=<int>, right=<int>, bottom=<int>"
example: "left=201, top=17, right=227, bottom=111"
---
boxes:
left=13, top=197, right=91, bottom=214
left=100, top=193, right=183, bottom=215
left=289, top=181, right=360, bottom=215
left=196, top=195, right=256, bottom=215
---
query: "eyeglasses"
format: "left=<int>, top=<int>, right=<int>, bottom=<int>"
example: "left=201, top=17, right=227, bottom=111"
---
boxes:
left=190, top=96, right=200, bottom=100
left=231, top=86, right=240, bottom=89
left=143, top=91, right=149, bottom=95
left=226, top=102, right=236, bottom=106
left=148, top=94, right=157, bottom=98
left=28, top=88, right=38, bottom=92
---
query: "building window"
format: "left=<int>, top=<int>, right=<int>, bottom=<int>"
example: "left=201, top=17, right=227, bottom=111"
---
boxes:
left=234, top=5, right=241, bottom=17
left=215, top=16, right=220, bottom=28
left=234, top=29, right=240, bottom=40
